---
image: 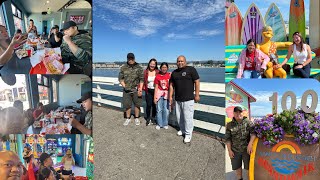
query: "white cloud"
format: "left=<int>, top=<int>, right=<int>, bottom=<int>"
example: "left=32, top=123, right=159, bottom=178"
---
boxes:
left=94, top=0, right=224, bottom=37
left=163, top=33, right=192, bottom=40
left=251, top=105, right=272, bottom=116
left=250, top=91, right=274, bottom=103
left=164, top=29, right=223, bottom=41
left=196, top=30, right=223, bottom=36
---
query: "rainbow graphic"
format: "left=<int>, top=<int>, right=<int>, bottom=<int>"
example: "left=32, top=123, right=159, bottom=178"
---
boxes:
left=271, top=141, right=301, bottom=154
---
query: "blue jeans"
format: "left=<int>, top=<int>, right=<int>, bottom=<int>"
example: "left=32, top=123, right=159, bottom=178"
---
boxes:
left=156, top=97, right=169, bottom=127
left=293, top=63, right=311, bottom=78
left=243, top=70, right=261, bottom=79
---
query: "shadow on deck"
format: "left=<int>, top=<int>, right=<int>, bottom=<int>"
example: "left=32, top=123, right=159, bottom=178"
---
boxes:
left=93, top=105, right=225, bottom=180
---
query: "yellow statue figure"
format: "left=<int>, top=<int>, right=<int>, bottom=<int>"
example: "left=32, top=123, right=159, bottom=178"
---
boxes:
left=256, top=26, right=292, bottom=78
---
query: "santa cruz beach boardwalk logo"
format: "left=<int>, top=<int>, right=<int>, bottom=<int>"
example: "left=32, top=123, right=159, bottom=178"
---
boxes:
left=252, top=138, right=320, bottom=180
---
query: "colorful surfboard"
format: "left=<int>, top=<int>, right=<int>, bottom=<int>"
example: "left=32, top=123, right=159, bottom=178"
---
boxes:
left=310, top=0, right=320, bottom=60
left=289, top=0, right=306, bottom=41
left=240, top=3, right=265, bottom=45
left=225, top=3, right=243, bottom=46
left=265, top=3, right=287, bottom=42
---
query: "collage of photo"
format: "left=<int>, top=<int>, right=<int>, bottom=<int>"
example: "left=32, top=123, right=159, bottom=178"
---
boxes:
left=1, top=0, right=320, bottom=180
left=225, top=0, right=320, bottom=180
left=0, top=0, right=93, bottom=180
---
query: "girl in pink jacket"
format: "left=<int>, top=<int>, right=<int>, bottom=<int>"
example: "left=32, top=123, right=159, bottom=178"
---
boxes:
left=237, top=39, right=270, bottom=79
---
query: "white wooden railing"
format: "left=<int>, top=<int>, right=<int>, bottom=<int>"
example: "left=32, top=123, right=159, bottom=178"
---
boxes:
left=92, top=76, right=225, bottom=137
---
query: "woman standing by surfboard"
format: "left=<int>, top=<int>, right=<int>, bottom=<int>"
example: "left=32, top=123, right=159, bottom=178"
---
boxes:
left=277, top=32, right=312, bottom=78
left=236, top=39, right=270, bottom=79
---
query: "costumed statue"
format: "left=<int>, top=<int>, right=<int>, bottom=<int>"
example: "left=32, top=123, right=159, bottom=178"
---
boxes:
left=256, top=26, right=292, bottom=78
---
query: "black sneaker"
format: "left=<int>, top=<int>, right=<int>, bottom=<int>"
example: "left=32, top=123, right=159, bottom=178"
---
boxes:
left=146, top=120, right=152, bottom=126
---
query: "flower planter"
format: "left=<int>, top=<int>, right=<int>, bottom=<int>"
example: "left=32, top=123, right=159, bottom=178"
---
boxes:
left=249, top=136, right=320, bottom=180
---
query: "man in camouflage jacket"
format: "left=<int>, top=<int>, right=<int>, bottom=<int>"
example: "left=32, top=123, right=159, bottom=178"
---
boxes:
left=225, top=106, right=256, bottom=180
left=61, top=21, right=92, bottom=76
left=69, top=92, right=93, bottom=136
left=118, top=53, right=144, bottom=126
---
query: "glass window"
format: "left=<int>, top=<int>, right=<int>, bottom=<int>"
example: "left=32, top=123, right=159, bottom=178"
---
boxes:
left=24, top=16, right=28, bottom=32
left=52, top=80, right=57, bottom=102
left=0, top=7, right=6, bottom=26
left=17, top=9, right=21, bottom=18
left=43, top=76, right=48, bottom=86
left=11, top=4, right=16, bottom=15
left=13, top=16, right=22, bottom=31
left=0, top=75, right=30, bottom=110
left=37, top=75, right=42, bottom=84
left=38, top=86, right=49, bottom=105
left=11, top=4, right=23, bottom=31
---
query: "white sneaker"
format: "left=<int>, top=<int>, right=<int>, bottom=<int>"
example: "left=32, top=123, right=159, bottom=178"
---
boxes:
left=155, top=125, right=160, bottom=130
left=135, top=118, right=140, bottom=126
left=177, top=131, right=183, bottom=136
left=184, top=136, right=191, bottom=143
left=164, top=126, right=168, bottom=129
left=123, top=119, right=131, bottom=126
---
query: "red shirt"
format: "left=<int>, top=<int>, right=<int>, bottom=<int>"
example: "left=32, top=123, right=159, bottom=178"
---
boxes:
left=33, top=109, right=43, bottom=119
left=244, top=50, right=255, bottom=71
left=154, top=72, right=170, bottom=90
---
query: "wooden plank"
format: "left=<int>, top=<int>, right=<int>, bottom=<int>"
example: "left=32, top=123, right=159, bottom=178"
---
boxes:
left=93, top=97, right=145, bottom=113
left=194, top=119, right=225, bottom=134
left=93, top=88, right=122, bottom=97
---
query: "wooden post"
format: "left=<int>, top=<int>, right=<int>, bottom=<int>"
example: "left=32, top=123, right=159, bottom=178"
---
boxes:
left=97, top=84, right=101, bottom=107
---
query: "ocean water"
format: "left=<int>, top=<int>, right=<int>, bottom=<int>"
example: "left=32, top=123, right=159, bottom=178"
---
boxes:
left=93, top=67, right=225, bottom=83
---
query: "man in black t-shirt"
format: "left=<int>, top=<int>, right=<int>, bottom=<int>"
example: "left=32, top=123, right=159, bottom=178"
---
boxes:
left=169, top=55, right=200, bottom=143
left=48, top=25, right=63, bottom=48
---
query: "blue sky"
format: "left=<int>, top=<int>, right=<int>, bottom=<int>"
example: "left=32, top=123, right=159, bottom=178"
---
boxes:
left=231, top=79, right=320, bottom=116
left=93, top=0, right=225, bottom=63
left=236, top=0, right=310, bottom=23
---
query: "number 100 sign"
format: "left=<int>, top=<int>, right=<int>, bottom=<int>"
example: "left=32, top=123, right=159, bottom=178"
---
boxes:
left=269, top=90, right=318, bottom=114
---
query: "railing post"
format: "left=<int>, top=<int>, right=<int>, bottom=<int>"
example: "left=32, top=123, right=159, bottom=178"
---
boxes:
left=97, top=84, right=102, bottom=107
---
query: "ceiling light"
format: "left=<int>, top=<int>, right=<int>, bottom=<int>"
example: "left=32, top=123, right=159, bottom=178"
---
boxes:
left=47, top=1, right=50, bottom=3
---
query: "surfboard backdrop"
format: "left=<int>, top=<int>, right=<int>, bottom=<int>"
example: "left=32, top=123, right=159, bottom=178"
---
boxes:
left=265, top=3, right=287, bottom=42
left=309, top=0, right=320, bottom=62
left=289, top=0, right=306, bottom=41
left=240, top=3, right=265, bottom=45
left=225, top=3, right=243, bottom=46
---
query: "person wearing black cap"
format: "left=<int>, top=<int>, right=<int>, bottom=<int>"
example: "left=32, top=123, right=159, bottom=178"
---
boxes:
left=118, top=53, right=144, bottom=126
left=39, top=167, right=55, bottom=180
left=68, top=92, right=92, bottom=135
left=70, top=100, right=87, bottom=134
left=60, top=20, right=92, bottom=76
left=38, top=153, right=60, bottom=180
left=225, top=106, right=256, bottom=180
left=48, top=25, right=63, bottom=48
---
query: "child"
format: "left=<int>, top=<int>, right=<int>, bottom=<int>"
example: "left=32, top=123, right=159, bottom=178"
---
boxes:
left=154, top=62, right=171, bottom=130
